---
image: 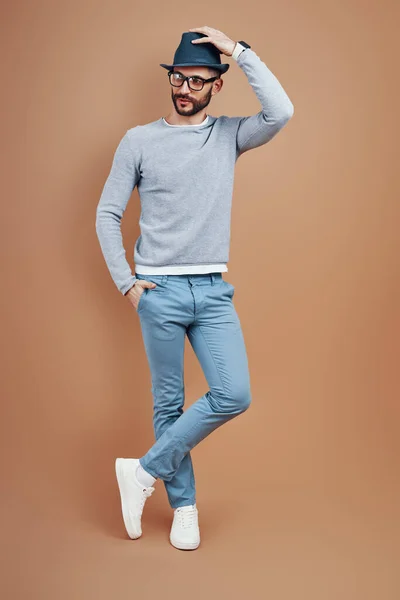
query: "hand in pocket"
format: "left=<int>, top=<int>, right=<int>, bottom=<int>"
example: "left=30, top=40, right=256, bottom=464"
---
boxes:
left=125, top=280, right=157, bottom=311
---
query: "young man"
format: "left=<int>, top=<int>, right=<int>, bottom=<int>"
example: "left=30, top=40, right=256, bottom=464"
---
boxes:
left=96, top=26, right=294, bottom=550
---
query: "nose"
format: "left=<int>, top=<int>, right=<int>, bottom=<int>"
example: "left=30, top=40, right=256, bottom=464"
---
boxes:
left=180, top=79, right=191, bottom=93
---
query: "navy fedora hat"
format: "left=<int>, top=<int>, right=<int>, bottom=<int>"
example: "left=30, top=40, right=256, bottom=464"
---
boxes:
left=160, top=31, right=230, bottom=75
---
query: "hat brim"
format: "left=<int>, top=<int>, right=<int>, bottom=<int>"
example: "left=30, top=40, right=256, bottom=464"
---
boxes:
left=160, top=62, right=230, bottom=74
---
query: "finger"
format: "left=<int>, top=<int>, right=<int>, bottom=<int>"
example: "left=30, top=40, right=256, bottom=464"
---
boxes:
left=191, top=37, right=211, bottom=43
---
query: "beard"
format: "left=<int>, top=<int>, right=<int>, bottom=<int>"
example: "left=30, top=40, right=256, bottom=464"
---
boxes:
left=172, top=86, right=213, bottom=116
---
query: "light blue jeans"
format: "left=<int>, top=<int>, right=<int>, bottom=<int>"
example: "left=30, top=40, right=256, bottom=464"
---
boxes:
left=135, top=272, right=252, bottom=509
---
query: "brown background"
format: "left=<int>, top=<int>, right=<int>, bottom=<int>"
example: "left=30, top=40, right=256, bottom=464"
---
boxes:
left=2, top=1, right=399, bottom=598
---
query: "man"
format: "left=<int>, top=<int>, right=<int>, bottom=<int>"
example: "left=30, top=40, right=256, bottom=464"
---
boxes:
left=96, top=26, right=294, bottom=550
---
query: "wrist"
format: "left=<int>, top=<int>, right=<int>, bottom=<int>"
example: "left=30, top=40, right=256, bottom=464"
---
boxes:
left=123, top=280, right=137, bottom=296
left=229, top=40, right=237, bottom=57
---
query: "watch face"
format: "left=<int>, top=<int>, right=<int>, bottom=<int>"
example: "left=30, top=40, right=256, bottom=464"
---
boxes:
left=238, top=41, right=251, bottom=49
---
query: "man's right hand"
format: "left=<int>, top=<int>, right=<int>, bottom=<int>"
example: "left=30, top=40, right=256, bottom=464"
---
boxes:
left=125, top=280, right=157, bottom=311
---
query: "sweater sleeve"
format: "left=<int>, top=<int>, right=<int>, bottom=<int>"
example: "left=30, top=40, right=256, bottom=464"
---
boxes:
left=234, top=48, right=294, bottom=156
left=95, top=130, right=141, bottom=295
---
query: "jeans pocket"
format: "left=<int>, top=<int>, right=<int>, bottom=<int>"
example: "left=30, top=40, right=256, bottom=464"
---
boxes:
left=223, top=280, right=235, bottom=299
left=136, top=287, right=148, bottom=312
left=135, top=274, right=167, bottom=292
left=138, top=291, right=177, bottom=341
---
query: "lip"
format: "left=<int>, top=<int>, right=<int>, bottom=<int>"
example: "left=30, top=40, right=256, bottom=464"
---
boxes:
left=178, top=99, right=191, bottom=103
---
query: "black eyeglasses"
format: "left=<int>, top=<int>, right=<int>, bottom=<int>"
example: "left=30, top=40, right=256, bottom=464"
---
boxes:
left=168, top=70, right=219, bottom=91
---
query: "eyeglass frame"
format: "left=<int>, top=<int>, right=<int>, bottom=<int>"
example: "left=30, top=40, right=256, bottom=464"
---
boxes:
left=168, top=69, right=220, bottom=91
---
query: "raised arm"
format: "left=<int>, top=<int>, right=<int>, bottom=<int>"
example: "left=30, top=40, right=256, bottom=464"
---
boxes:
left=233, top=45, right=294, bottom=156
left=95, top=130, right=141, bottom=295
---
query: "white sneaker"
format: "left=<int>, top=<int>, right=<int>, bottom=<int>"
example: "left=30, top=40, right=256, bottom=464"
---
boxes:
left=115, top=458, right=155, bottom=539
left=169, top=503, right=200, bottom=550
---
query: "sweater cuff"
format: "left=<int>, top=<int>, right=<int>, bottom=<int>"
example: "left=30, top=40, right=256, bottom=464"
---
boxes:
left=232, top=42, right=246, bottom=61
left=121, top=276, right=137, bottom=296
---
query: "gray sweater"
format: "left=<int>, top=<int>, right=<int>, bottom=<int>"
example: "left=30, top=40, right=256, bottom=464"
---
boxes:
left=95, top=48, right=294, bottom=295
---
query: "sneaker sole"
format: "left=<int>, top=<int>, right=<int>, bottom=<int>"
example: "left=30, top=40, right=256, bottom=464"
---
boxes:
left=115, top=458, right=141, bottom=539
left=169, top=535, right=200, bottom=550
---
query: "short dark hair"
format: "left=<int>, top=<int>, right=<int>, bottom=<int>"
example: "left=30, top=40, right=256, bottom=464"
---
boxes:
left=208, top=67, right=221, bottom=79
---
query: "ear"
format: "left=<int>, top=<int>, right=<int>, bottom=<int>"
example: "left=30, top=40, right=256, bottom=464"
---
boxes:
left=212, top=78, right=223, bottom=96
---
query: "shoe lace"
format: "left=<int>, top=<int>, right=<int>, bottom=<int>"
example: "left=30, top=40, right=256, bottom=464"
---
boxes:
left=176, top=505, right=197, bottom=529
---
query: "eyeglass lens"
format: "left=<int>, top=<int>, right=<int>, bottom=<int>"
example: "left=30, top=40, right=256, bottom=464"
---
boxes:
left=169, top=73, right=204, bottom=91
